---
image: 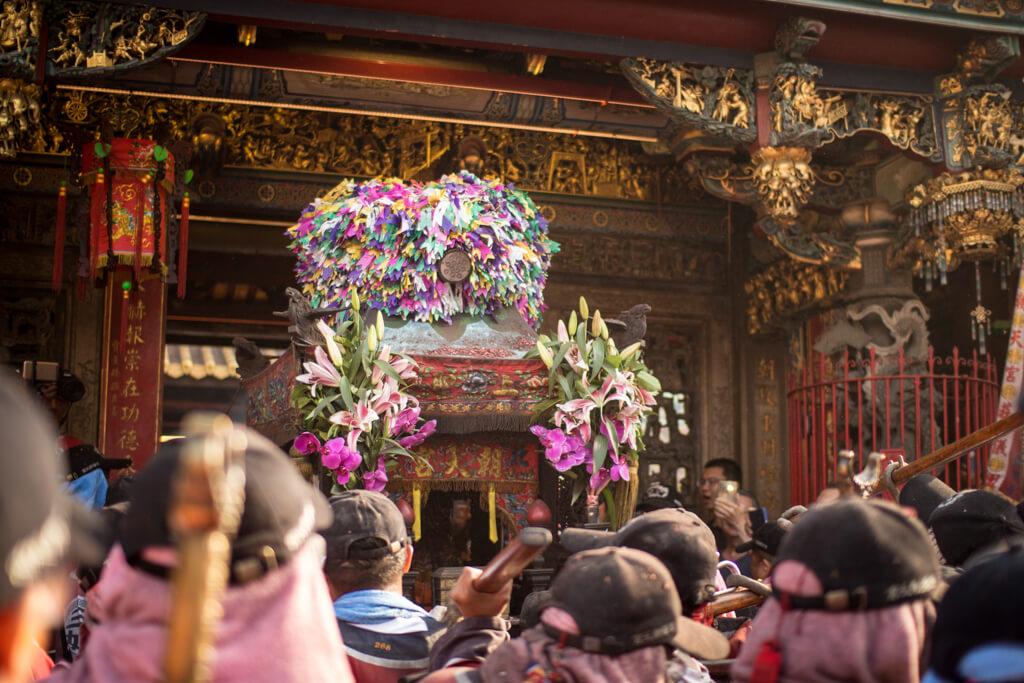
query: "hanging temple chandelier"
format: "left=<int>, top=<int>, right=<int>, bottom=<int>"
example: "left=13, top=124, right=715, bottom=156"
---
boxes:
left=894, top=167, right=1024, bottom=352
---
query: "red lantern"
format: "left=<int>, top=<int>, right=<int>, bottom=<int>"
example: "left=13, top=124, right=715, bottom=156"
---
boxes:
left=81, top=139, right=175, bottom=283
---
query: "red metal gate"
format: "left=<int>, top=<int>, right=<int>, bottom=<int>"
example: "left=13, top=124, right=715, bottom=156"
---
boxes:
left=787, top=347, right=999, bottom=505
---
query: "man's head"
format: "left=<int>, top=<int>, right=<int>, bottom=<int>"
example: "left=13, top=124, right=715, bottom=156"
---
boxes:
left=560, top=508, right=718, bottom=616
left=928, top=489, right=1024, bottom=567
left=119, top=426, right=333, bottom=584
left=735, top=520, right=790, bottom=581
left=545, top=546, right=729, bottom=661
left=0, top=372, right=101, bottom=682
left=322, top=490, right=413, bottom=599
left=773, top=499, right=940, bottom=610
left=699, top=458, right=742, bottom=514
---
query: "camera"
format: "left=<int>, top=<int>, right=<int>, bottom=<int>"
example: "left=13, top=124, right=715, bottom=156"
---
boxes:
left=20, top=361, right=86, bottom=403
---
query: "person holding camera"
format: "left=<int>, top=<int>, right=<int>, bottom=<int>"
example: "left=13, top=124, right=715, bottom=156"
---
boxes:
left=21, top=362, right=129, bottom=510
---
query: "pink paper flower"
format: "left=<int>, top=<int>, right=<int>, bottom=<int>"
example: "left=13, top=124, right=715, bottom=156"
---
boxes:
left=363, top=457, right=388, bottom=492
left=294, top=432, right=321, bottom=456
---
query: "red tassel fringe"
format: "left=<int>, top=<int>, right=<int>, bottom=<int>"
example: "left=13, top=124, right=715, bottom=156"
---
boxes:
left=177, top=193, right=190, bottom=299
left=52, top=183, right=67, bottom=292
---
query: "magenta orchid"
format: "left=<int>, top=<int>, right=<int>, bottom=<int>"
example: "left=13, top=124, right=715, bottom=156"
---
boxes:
left=363, top=457, right=389, bottom=492
left=399, top=419, right=436, bottom=449
left=293, top=432, right=321, bottom=456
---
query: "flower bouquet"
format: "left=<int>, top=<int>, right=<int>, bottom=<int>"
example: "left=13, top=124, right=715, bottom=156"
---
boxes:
left=291, top=291, right=436, bottom=491
left=528, top=297, right=660, bottom=527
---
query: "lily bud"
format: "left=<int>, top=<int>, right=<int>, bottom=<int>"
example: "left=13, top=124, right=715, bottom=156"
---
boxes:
left=591, top=309, right=603, bottom=337
left=317, top=319, right=345, bottom=367
left=536, top=340, right=554, bottom=368
left=367, top=326, right=378, bottom=352
left=376, top=310, right=385, bottom=340
left=557, top=320, right=569, bottom=342
left=600, top=320, right=609, bottom=340
left=351, top=289, right=361, bottom=312
left=579, top=296, right=589, bottom=321
left=568, top=311, right=578, bottom=336
left=620, top=341, right=643, bottom=360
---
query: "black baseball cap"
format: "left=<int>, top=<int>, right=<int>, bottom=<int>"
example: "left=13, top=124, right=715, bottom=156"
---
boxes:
left=0, top=372, right=104, bottom=605
left=899, top=474, right=955, bottom=526
left=928, top=489, right=1024, bottom=567
left=119, top=425, right=332, bottom=584
left=544, top=546, right=730, bottom=661
left=324, top=490, right=410, bottom=560
left=736, top=520, right=788, bottom=556
left=773, top=499, right=941, bottom=611
left=928, top=548, right=1024, bottom=681
left=560, top=508, right=719, bottom=616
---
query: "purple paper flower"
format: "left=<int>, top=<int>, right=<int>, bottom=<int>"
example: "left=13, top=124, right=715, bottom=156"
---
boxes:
left=294, top=432, right=321, bottom=456
left=399, top=419, right=436, bottom=449
left=363, top=458, right=388, bottom=492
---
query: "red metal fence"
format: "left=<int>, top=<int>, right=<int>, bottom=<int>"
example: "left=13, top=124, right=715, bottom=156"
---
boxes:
left=787, top=346, right=999, bottom=505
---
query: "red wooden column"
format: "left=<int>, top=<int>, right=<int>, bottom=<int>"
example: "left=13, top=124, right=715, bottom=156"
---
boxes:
left=98, top=269, right=167, bottom=471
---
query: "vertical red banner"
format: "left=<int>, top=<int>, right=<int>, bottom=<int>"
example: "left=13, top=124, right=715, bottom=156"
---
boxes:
left=98, top=270, right=166, bottom=471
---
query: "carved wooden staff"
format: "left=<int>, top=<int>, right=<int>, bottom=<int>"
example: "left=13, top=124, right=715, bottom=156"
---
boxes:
left=867, top=411, right=1024, bottom=496
left=472, top=527, right=552, bottom=593
left=164, top=414, right=247, bottom=683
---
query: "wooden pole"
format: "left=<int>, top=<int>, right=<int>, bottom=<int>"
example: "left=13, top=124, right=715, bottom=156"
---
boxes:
left=872, top=411, right=1024, bottom=494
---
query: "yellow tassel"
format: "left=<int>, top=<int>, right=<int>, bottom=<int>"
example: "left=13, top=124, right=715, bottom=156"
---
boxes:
left=488, top=484, right=497, bottom=543
left=412, top=485, right=422, bottom=541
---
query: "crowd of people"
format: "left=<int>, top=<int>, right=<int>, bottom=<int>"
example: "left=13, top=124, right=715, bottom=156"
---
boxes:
left=3, top=368, right=1024, bottom=683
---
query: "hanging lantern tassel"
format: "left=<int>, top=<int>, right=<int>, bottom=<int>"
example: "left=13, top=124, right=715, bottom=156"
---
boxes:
left=177, top=193, right=190, bottom=299
left=412, top=484, right=421, bottom=542
left=119, top=280, right=131, bottom=355
left=52, top=182, right=67, bottom=292
left=488, top=484, right=497, bottom=544
left=134, top=173, right=151, bottom=283
left=90, top=171, right=105, bottom=282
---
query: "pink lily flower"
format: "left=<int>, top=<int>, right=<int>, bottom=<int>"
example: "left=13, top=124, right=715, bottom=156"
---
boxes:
left=316, top=319, right=345, bottom=367
left=295, top=346, right=342, bottom=395
left=563, top=344, right=589, bottom=375
left=363, top=457, right=388, bottom=492
left=329, top=400, right=379, bottom=431
left=371, top=376, right=402, bottom=415
left=389, top=355, right=419, bottom=382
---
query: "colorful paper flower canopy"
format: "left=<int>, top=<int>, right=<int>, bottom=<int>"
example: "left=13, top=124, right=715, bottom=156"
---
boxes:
left=287, top=171, right=559, bottom=328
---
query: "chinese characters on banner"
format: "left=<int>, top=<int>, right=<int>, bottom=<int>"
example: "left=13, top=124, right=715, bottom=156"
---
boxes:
left=755, top=356, right=781, bottom=513
left=986, top=262, right=1024, bottom=498
left=98, top=271, right=166, bottom=471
